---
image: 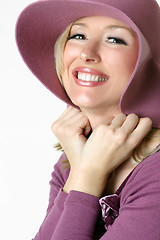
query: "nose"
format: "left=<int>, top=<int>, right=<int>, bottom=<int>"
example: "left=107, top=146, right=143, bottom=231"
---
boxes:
left=80, top=41, right=101, bottom=63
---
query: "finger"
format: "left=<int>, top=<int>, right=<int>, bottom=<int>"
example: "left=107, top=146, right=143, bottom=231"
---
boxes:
left=56, top=109, right=91, bottom=137
left=128, top=117, right=152, bottom=147
left=58, top=106, right=81, bottom=122
left=63, top=111, right=88, bottom=128
left=74, top=115, right=91, bottom=137
left=110, top=113, right=126, bottom=128
left=120, top=113, right=139, bottom=134
left=53, top=107, right=81, bottom=127
left=83, top=120, right=92, bottom=137
left=51, top=106, right=81, bottom=131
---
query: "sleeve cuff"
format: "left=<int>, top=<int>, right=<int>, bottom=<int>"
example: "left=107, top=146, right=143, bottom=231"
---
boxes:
left=66, top=190, right=100, bottom=210
left=54, top=188, right=68, bottom=210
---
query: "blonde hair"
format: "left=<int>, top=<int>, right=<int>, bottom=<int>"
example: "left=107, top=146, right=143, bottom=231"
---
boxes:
left=132, top=128, right=160, bottom=162
left=54, top=22, right=160, bottom=166
left=54, top=22, right=73, bottom=84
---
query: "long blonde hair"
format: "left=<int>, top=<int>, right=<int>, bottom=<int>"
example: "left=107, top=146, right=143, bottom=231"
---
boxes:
left=54, top=21, right=160, bottom=166
left=54, top=22, right=73, bottom=84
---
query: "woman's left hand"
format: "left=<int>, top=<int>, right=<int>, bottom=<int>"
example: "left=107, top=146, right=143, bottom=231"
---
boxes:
left=64, top=112, right=152, bottom=197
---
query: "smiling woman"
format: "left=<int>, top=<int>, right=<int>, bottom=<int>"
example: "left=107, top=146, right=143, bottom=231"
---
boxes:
left=15, top=0, right=160, bottom=239
left=61, top=16, right=139, bottom=113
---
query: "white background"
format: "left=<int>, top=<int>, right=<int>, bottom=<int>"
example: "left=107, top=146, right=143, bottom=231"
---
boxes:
left=0, top=1, right=160, bottom=239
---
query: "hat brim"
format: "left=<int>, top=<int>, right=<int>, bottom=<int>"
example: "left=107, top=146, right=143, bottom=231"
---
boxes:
left=15, top=0, right=140, bottom=105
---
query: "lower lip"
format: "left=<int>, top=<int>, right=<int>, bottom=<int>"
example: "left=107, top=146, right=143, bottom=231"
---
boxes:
left=73, top=74, right=108, bottom=87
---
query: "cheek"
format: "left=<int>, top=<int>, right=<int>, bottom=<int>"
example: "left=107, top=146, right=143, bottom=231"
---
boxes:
left=62, top=45, right=74, bottom=87
left=62, top=45, right=78, bottom=97
left=105, top=47, right=138, bottom=77
left=63, top=46, right=73, bottom=70
left=125, top=48, right=139, bottom=72
left=63, top=42, right=81, bottom=69
left=62, top=43, right=83, bottom=92
left=124, top=41, right=139, bottom=74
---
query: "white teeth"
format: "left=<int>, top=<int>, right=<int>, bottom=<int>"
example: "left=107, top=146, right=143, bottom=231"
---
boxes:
left=81, top=73, right=86, bottom=81
left=91, top=75, right=95, bottom=81
left=77, top=72, right=109, bottom=82
left=95, top=76, right=99, bottom=82
left=78, top=73, right=82, bottom=80
left=86, top=74, right=91, bottom=81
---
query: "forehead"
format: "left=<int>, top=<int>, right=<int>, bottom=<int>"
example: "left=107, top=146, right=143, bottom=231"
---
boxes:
left=72, top=15, right=136, bottom=35
left=75, top=15, right=127, bottom=25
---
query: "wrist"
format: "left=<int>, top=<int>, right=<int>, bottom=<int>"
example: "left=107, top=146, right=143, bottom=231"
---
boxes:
left=63, top=167, right=108, bottom=197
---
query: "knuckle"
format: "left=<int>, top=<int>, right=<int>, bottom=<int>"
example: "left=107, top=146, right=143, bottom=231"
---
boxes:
left=51, top=121, right=69, bottom=136
left=81, top=115, right=89, bottom=124
left=128, top=138, right=138, bottom=148
left=128, top=113, right=139, bottom=121
left=107, top=127, right=115, bottom=135
left=139, top=117, right=152, bottom=130
left=52, top=124, right=62, bottom=135
left=130, top=113, right=138, bottom=117
left=116, top=130, right=128, bottom=143
left=51, top=121, right=58, bottom=132
left=54, top=124, right=72, bottom=137
left=144, top=117, right=152, bottom=126
left=118, top=127, right=128, bottom=137
left=117, top=113, right=126, bottom=119
left=63, top=126, right=72, bottom=136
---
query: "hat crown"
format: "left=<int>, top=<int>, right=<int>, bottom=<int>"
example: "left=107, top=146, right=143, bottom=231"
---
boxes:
left=16, top=0, right=160, bottom=127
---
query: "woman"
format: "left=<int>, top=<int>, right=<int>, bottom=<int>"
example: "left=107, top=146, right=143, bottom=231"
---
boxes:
left=15, top=0, right=160, bottom=239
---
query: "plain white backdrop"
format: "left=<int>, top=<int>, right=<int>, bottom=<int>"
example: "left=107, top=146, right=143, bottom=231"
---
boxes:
left=0, top=0, right=160, bottom=239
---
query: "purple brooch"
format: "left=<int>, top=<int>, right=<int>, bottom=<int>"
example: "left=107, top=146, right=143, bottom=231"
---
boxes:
left=99, top=194, right=120, bottom=230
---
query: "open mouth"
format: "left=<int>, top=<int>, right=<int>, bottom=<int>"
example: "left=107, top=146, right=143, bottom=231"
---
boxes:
left=72, top=67, right=110, bottom=87
left=76, top=71, right=109, bottom=82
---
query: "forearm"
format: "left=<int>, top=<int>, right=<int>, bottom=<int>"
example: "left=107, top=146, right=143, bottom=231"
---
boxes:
left=33, top=189, right=68, bottom=240
left=33, top=154, right=70, bottom=240
left=33, top=172, right=103, bottom=240
left=63, top=167, right=108, bottom=198
left=51, top=190, right=100, bottom=240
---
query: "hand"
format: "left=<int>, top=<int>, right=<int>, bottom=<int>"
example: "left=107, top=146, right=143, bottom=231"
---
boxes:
left=80, top=113, right=152, bottom=176
left=51, top=106, right=91, bottom=167
left=65, top=113, right=152, bottom=197
left=52, top=107, right=152, bottom=197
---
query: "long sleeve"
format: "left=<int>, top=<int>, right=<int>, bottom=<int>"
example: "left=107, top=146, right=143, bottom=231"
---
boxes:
left=51, top=152, right=160, bottom=240
left=102, top=151, right=160, bottom=240
left=33, top=154, right=70, bottom=240
left=34, top=152, right=160, bottom=240
left=51, top=191, right=101, bottom=240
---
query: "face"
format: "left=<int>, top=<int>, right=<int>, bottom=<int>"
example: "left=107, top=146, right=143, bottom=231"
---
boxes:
left=61, top=16, right=139, bottom=112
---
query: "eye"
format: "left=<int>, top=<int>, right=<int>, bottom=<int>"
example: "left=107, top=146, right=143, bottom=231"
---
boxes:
left=67, top=34, right=86, bottom=40
left=107, top=37, right=127, bottom=45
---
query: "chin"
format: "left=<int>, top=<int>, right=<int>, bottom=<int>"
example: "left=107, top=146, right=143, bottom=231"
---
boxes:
left=70, top=96, right=95, bottom=108
left=71, top=97, right=103, bottom=110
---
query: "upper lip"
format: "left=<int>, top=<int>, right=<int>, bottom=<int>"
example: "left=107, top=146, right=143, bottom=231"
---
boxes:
left=72, top=67, right=110, bottom=78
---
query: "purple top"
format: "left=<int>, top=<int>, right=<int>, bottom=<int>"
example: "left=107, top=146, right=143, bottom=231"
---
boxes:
left=33, top=151, right=160, bottom=240
left=15, top=1, right=160, bottom=239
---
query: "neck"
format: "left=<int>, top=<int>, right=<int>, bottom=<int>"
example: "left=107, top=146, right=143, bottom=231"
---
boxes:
left=80, top=105, right=122, bottom=130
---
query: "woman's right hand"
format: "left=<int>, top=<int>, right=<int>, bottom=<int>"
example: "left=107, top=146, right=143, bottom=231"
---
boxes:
left=51, top=106, right=91, bottom=168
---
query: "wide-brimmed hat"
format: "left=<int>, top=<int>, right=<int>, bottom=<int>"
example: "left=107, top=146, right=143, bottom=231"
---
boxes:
left=15, top=0, right=160, bottom=127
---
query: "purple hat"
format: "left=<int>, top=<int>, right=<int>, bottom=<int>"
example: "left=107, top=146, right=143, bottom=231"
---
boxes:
left=15, top=0, right=160, bottom=127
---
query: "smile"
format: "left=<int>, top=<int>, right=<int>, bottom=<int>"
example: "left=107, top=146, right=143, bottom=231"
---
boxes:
left=72, top=67, right=110, bottom=87
left=77, top=72, right=109, bottom=82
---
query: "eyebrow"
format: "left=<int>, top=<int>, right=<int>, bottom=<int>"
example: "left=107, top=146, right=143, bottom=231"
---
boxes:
left=72, top=23, right=134, bottom=34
